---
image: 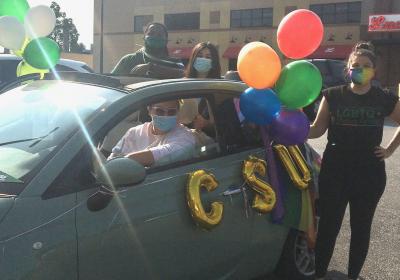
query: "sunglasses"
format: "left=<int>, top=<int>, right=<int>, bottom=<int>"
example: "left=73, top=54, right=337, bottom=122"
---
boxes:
left=151, top=106, right=178, bottom=116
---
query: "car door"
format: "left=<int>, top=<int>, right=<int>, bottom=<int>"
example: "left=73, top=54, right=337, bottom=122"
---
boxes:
left=74, top=89, right=264, bottom=280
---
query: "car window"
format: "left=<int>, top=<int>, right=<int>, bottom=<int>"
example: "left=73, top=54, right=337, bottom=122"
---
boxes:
left=0, top=60, right=20, bottom=84
left=329, top=60, right=346, bottom=82
left=0, top=81, right=124, bottom=195
left=81, top=65, right=94, bottom=73
left=212, top=92, right=262, bottom=153
left=54, top=64, right=75, bottom=72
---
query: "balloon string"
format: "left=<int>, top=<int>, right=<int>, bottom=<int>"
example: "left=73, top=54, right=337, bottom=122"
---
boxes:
left=260, top=125, right=285, bottom=222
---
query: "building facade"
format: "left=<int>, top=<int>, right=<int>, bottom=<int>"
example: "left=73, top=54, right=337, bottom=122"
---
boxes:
left=93, top=0, right=400, bottom=89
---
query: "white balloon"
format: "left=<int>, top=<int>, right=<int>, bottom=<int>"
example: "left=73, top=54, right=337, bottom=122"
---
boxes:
left=0, top=16, right=26, bottom=50
left=24, top=5, right=56, bottom=38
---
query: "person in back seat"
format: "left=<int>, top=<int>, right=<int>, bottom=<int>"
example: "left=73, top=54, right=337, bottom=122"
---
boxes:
left=109, top=100, right=195, bottom=167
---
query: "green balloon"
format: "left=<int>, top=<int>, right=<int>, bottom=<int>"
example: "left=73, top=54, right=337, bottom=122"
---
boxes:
left=0, top=0, right=29, bottom=22
left=275, top=60, right=323, bottom=109
left=23, top=38, right=60, bottom=70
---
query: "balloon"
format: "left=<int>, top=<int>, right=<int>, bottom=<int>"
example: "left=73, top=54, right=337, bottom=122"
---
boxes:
left=23, top=38, right=60, bottom=69
left=0, top=16, right=26, bottom=50
left=270, top=108, right=310, bottom=145
left=16, top=60, right=49, bottom=78
left=12, top=38, right=30, bottom=57
left=239, top=88, right=281, bottom=125
left=186, top=170, right=223, bottom=230
left=273, top=145, right=311, bottom=190
left=277, top=9, right=323, bottom=59
left=243, top=156, right=276, bottom=214
left=0, top=0, right=29, bottom=22
left=24, top=5, right=56, bottom=38
left=275, top=60, right=322, bottom=109
left=237, top=42, right=281, bottom=89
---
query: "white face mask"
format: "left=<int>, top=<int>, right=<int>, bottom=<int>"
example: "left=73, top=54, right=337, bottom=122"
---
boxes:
left=193, top=57, right=212, bottom=73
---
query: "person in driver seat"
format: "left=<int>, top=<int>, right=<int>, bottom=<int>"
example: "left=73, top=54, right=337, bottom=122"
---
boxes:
left=108, top=100, right=195, bottom=167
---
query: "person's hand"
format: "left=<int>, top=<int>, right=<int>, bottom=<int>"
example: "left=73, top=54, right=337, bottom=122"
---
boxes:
left=130, top=63, right=151, bottom=76
left=374, top=146, right=394, bottom=160
left=193, top=114, right=209, bottom=131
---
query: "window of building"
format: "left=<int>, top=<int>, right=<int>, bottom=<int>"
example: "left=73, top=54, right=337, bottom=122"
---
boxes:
left=165, top=13, right=200, bottom=30
left=285, top=6, right=297, bottom=15
left=310, top=2, right=361, bottom=24
left=210, top=11, right=220, bottom=24
left=230, top=8, right=273, bottom=28
left=134, top=15, right=154, bottom=33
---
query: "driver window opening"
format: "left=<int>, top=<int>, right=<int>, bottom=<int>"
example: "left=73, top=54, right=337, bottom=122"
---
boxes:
left=99, top=96, right=220, bottom=169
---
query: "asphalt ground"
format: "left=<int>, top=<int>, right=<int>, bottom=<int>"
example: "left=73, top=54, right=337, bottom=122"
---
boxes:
left=264, top=120, right=400, bottom=280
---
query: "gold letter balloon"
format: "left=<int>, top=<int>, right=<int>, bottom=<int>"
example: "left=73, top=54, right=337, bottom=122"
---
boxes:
left=186, top=170, right=223, bottom=230
left=274, top=145, right=311, bottom=190
left=243, top=156, right=276, bottom=213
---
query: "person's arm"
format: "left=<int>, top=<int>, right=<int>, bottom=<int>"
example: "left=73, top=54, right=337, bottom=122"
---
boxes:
left=111, top=54, right=138, bottom=75
left=308, top=97, right=330, bottom=139
left=375, top=102, right=400, bottom=159
left=125, top=150, right=155, bottom=167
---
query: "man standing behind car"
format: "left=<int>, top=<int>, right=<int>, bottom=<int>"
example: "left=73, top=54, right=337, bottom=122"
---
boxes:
left=108, top=100, right=195, bottom=167
left=111, top=22, right=183, bottom=77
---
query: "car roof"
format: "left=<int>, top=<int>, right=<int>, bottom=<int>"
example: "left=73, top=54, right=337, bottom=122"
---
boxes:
left=0, top=54, right=88, bottom=66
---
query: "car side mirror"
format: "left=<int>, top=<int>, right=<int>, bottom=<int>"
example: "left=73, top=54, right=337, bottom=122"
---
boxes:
left=95, top=157, right=146, bottom=188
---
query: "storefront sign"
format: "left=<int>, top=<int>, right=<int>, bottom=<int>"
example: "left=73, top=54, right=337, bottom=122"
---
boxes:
left=369, top=14, right=400, bottom=32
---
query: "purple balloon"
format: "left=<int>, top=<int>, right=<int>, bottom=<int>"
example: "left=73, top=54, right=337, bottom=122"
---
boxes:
left=270, top=109, right=310, bottom=145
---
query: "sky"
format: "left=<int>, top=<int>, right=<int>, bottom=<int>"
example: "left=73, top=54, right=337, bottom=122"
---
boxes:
left=29, top=0, right=94, bottom=48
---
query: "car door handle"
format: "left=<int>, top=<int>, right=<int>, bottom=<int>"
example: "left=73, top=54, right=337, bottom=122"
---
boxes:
left=222, top=186, right=245, bottom=196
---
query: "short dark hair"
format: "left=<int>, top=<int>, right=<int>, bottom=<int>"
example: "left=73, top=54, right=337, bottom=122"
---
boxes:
left=144, top=22, right=169, bottom=38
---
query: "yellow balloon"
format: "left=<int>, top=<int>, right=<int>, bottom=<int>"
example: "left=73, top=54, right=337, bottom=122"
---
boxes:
left=274, top=145, right=311, bottom=190
left=12, top=38, right=30, bottom=57
left=16, top=60, right=48, bottom=79
left=186, top=170, right=223, bottom=230
left=242, top=156, right=276, bottom=213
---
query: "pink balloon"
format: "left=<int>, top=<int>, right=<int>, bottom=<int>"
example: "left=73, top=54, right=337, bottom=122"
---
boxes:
left=277, top=9, right=324, bottom=59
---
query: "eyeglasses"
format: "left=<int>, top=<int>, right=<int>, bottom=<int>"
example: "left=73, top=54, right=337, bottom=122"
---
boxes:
left=151, top=106, right=178, bottom=116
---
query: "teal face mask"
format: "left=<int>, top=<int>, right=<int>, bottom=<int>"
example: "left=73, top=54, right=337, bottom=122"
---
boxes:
left=193, top=57, right=212, bottom=73
left=144, top=35, right=167, bottom=49
left=152, top=115, right=177, bottom=132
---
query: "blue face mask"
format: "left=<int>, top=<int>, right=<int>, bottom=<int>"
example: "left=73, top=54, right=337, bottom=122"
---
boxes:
left=152, top=115, right=177, bottom=132
left=193, top=57, right=212, bottom=73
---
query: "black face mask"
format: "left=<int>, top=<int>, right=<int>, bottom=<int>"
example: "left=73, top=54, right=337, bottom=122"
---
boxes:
left=144, top=35, right=167, bottom=50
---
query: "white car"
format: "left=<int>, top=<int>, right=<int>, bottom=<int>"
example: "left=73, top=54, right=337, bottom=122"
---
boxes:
left=0, top=54, right=94, bottom=87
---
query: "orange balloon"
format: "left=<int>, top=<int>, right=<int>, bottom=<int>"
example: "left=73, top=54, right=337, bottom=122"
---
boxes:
left=237, top=42, right=281, bottom=89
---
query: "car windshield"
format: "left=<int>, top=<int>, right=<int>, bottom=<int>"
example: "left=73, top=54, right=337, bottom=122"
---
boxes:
left=0, top=80, right=124, bottom=194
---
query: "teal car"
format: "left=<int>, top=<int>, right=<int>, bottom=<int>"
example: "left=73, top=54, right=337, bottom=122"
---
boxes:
left=0, top=75, right=319, bottom=280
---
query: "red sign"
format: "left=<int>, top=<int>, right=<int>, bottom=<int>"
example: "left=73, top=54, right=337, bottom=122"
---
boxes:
left=369, top=14, right=400, bottom=32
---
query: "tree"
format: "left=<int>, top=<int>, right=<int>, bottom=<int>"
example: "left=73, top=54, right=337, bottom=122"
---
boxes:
left=49, top=1, right=85, bottom=53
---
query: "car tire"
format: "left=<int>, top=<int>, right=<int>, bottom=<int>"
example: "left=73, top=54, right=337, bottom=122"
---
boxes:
left=274, top=229, right=315, bottom=280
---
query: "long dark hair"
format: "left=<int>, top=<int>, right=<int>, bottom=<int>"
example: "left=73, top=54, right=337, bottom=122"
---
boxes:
left=185, top=42, right=221, bottom=78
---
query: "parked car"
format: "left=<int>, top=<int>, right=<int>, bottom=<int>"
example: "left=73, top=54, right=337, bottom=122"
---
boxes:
left=0, top=74, right=320, bottom=280
left=0, top=54, right=94, bottom=89
left=303, top=59, right=347, bottom=121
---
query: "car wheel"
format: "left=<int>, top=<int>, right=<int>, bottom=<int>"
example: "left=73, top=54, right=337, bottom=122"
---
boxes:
left=274, top=229, right=315, bottom=280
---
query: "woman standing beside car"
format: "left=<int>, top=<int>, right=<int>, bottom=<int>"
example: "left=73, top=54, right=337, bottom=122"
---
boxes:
left=309, top=41, right=400, bottom=280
